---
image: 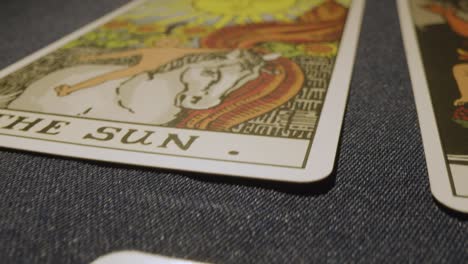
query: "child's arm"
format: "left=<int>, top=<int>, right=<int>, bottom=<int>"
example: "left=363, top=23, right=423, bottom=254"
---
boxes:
left=445, top=10, right=468, bottom=38
left=55, top=66, right=143, bottom=96
left=79, top=49, right=143, bottom=62
left=425, top=3, right=468, bottom=38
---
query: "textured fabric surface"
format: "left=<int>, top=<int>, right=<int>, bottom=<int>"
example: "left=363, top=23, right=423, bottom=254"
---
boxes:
left=0, top=0, right=467, bottom=263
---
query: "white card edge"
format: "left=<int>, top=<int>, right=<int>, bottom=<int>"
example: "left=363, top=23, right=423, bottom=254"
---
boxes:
left=301, top=0, right=366, bottom=182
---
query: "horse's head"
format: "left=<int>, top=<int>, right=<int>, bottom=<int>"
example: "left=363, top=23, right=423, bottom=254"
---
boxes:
left=174, top=49, right=280, bottom=110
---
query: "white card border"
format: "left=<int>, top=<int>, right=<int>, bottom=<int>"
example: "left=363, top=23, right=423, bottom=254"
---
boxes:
left=397, top=0, right=468, bottom=212
left=0, top=0, right=365, bottom=183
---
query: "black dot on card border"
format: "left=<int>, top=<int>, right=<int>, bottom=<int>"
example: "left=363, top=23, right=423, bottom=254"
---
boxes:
left=228, top=151, right=239, bottom=155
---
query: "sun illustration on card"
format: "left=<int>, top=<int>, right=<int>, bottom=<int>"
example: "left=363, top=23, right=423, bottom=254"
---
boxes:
left=190, top=0, right=314, bottom=26
left=67, top=0, right=350, bottom=51
left=120, top=0, right=350, bottom=28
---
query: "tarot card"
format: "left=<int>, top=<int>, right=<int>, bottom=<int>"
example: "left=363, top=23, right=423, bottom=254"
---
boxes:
left=0, top=0, right=364, bottom=182
left=92, top=251, right=207, bottom=264
left=398, top=0, right=468, bottom=212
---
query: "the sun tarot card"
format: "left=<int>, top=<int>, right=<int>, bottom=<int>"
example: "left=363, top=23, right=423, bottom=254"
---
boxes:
left=0, top=0, right=364, bottom=182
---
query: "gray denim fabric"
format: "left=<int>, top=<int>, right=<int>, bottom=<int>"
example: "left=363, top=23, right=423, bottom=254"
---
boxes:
left=0, top=0, right=467, bottom=263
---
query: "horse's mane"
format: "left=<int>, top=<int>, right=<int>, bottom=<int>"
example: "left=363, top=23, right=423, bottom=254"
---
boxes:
left=174, top=57, right=304, bottom=130
left=174, top=0, right=347, bottom=131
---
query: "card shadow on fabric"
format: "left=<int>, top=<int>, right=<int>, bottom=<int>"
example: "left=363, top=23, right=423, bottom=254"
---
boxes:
left=0, top=146, right=337, bottom=197
left=433, top=198, right=468, bottom=221
left=184, top=167, right=337, bottom=197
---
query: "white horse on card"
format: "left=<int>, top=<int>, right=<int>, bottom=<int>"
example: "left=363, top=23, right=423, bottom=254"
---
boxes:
left=2, top=49, right=280, bottom=125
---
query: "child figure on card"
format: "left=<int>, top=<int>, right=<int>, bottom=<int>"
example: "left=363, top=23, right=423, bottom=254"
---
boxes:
left=426, top=0, right=468, bottom=106
left=54, top=37, right=223, bottom=97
